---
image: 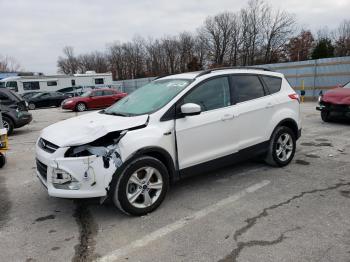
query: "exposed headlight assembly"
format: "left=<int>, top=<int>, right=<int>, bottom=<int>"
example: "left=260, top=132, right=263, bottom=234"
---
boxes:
left=52, top=168, right=81, bottom=190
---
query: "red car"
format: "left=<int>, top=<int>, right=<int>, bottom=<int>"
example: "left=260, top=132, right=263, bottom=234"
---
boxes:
left=61, top=88, right=127, bottom=112
left=316, top=81, right=350, bottom=122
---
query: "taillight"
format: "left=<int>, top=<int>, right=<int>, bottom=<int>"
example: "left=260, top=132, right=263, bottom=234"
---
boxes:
left=288, top=93, right=300, bottom=103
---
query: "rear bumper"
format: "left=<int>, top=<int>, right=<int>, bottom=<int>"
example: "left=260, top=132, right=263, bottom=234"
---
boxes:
left=14, top=112, right=32, bottom=128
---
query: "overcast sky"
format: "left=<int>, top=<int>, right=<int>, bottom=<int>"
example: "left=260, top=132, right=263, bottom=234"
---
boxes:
left=1, top=0, right=349, bottom=74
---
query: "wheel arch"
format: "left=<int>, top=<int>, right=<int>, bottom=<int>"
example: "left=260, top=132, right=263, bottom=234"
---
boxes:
left=125, top=146, right=178, bottom=183
left=273, top=118, right=299, bottom=140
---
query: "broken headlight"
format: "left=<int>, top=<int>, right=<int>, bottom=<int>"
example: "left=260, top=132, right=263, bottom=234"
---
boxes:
left=52, top=168, right=81, bottom=190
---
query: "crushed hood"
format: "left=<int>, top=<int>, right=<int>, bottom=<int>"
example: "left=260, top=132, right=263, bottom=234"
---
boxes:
left=41, top=111, right=149, bottom=147
left=323, top=88, right=350, bottom=105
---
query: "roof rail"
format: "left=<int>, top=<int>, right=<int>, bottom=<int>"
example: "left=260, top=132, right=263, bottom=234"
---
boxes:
left=195, top=66, right=273, bottom=78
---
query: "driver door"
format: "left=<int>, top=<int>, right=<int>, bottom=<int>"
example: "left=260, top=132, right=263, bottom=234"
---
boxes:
left=175, top=76, right=239, bottom=170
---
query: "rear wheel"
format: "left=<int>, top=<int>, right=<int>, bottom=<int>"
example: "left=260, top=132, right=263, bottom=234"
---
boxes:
left=265, top=126, right=296, bottom=167
left=110, top=156, right=169, bottom=216
left=28, top=103, right=36, bottom=110
left=321, top=110, right=331, bottom=122
left=75, top=102, right=86, bottom=112
left=2, top=116, right=14, bottom=136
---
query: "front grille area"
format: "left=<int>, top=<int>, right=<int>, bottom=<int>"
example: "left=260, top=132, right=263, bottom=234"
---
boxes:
left=38, top=138, right=59, bottom=153
left=36, top=159, right=48, bottom=181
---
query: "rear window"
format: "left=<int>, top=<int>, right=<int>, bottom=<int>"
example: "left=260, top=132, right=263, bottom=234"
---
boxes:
left=262, top=76, right=282, bottom=94
left=231, top=75, right=265, bottom=103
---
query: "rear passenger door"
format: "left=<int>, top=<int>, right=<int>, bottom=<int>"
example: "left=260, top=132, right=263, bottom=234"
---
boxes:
left=231, top=74, right=274, bottom=149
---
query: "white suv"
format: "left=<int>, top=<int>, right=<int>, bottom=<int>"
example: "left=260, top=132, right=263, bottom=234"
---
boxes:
left=36, top=68, right=301, bottom=215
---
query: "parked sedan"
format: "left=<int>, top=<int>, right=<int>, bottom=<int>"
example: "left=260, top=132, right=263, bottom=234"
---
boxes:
left=21, top=91, right=43, bottom=101
left=27, top=92, right=70, bottom=110
left=316, top=81, right=350, bottom=122
left=61, top=88, right=127, bottom=112
left=0, top=89, right=32, bottom=135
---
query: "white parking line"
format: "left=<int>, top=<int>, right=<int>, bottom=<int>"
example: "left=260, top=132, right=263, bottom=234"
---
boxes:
left=99, top=179, right=271, bottom=262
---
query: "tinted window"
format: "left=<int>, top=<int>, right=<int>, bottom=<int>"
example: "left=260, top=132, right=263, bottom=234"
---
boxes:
left=47, top=81, right=57, bottom=86
left=262, top=76, right=282, bottom=94
left=23, top=82, right=40, bottom=91
left=103, top=90, right=114, bottom=96
left=183, top=77, right=231, bottom=112
left=41, top=93, right=50, bottom=99
left=71, top=79, right=76, bottom=86
left=95, top=78, right=104, bottom=85
left=93, top=90, right=104, bottom=96
left=6, top=81, right=18, bottom=88
left=232, top=75, right=265, bottom=103
left=58, top=87, right=73, bottom=93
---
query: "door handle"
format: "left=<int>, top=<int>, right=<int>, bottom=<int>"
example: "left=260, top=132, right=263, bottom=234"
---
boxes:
left=265, top=103, right=274, bottom=109
left=221, top=114, right=235, bottom=121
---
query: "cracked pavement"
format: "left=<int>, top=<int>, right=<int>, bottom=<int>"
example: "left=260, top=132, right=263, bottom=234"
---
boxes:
left=1, top=103, right=350, bottom=262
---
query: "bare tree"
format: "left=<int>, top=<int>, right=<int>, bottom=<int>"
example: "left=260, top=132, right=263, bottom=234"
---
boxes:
left=334, top=20, right=350, bottom=57
left=57, top=46, right=79, bottom=74
left=0, top=55, right=21, bottom=72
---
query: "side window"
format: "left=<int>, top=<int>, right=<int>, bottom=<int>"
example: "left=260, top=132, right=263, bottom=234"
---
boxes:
left=47, top=81, right=57, bottom=86
left=23, top=82, right=40, bottom=91
left=95, top=78, right=104, bottom=85
left=262, top=76, right=282, bottom=94
left=94, top=90, right=103, bottom=96
left=183, top=77, right=231, bottom=112
left=103, top=90, right=114, bottom=96
left=6, top=81, right=18, bottom=92
left=232, top=75, right=265, bottom=103
left=41, top=93, right=50, bottom=99
left=71, top=79, right=76, bottom=86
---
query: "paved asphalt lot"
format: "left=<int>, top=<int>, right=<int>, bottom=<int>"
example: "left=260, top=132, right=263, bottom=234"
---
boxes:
left=1, top=103, right=350, bottom=262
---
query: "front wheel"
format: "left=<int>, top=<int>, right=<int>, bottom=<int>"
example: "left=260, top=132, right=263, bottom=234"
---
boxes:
left=321, top=110, right=331, bottom=122
left=28, top=103, right=36, bottom=110
left=75, top=103, right=87, bottom=112
left=2, top=116, right=14, bottom=136
left=265, top=126, right=296, bottom=167
left=110, top=156, right=169, bottom=216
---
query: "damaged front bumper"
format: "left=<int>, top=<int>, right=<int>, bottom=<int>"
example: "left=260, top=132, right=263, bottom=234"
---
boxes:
left=35, top=142, right=120, bottom=198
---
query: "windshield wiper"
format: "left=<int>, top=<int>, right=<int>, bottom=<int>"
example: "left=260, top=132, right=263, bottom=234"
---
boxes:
left=102, top=111, right=130, bottom=117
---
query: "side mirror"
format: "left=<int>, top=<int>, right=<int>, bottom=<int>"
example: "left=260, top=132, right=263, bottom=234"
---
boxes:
left=181, top=103, right=201, bottom=116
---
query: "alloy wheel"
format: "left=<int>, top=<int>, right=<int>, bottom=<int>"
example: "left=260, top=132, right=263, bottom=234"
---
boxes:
left=275, top=133, right=293, bottom=162
left=126, top=166, right=163, bottom=209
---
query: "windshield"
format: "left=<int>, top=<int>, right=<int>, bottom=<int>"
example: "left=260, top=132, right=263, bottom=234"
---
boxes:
left=344, top=82, right=350, bottom=88
left=31, top=93, right=43, bottom=99
left=81, top=91, right=92, bottom=97
left=104, top=79, right=191, bottom=116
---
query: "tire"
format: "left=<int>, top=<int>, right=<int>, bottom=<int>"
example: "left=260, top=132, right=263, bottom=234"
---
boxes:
left=265, top=126, right=296, bottom=167
left=110, top=156, right=169, bottom=216
left=2, top=116, right=14, bottom=136
left=28, top=103, right=36, bottom=110
left=75, top=102, right=86, bottom=112
left=321, top=110, right=331, bottom=122
left=0, top=153, right=6, bottom=168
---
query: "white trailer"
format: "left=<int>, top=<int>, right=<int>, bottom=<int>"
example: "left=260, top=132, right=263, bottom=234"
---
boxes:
left=0, top=72, right=114, bottom=94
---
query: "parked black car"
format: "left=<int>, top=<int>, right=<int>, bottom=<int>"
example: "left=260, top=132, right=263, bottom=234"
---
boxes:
left=21, top=91, right=43, bottom=101
left=27, top=92, right=70, bottom=110
left=0, top=89, right=32, bottom=135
